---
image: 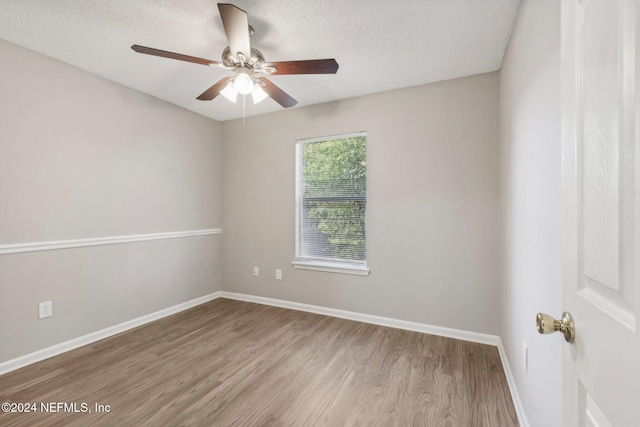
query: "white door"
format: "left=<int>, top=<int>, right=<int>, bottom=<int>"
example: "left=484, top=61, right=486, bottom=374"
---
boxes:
left=561, top=0, right=640, bottom=426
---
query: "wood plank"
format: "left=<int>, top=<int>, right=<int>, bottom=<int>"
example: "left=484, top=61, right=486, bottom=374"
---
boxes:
left=0, top=298, right=518, bottom=426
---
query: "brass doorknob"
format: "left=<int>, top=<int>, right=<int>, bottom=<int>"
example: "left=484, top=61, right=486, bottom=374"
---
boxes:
left=536, top=312, right=575, bottom=343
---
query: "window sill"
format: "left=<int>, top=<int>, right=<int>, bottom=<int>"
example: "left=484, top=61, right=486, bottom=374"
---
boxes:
left=292, top=260, right=370, bottom=276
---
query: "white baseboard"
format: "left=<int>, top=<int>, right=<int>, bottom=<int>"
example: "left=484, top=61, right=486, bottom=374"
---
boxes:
left=0, top=291, right=222, bottom=376
left=1, top=291, right=498, bottom=375
left=219, top=291, right=500, bottom=346
left=497, top=339, right=530, bottom=427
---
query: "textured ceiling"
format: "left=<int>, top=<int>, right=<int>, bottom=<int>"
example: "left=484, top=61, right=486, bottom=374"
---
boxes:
left=0, top=0, right=521, bottom=122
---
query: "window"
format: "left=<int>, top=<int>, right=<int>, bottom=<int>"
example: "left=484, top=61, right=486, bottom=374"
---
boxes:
left=293, top=132, right=369, bottom=276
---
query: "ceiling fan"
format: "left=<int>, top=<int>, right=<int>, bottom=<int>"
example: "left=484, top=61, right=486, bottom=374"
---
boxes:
left=131, top=3, right=339, bottom=109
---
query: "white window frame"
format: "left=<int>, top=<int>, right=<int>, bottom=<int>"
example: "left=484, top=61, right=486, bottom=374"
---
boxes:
left=293, top=132, right=370, bottom=276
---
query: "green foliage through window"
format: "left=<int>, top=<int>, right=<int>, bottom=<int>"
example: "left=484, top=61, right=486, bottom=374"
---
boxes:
left=297, top=134, right=367, bottom=263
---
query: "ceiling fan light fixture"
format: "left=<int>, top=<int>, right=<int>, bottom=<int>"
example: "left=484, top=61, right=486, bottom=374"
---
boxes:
left=220, top=82, right=238, bottom=103
left=233, top=72, right=254, bottom=95
left=251, top=85, right=268, bottom=104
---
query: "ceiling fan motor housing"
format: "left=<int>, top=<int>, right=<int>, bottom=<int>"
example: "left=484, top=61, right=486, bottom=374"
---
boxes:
left=222, top=46, right=265, bottom=69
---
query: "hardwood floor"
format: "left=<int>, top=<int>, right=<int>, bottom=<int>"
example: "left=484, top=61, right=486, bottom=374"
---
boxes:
left=0, top=298, right=518, bottom=426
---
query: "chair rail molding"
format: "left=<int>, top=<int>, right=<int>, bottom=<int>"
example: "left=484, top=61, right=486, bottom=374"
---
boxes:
left=0, top=228, right=222, bottom=255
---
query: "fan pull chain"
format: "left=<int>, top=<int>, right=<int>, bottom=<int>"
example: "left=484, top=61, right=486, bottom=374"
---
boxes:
left=242, top=94, right=246, bottom=128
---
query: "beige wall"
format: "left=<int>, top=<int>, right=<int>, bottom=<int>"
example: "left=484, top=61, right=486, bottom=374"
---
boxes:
left=0, top=29, right=520, bottom=374
left=222, top=73, right=501, bottom=334
left=499, top=0, right=562, bottom=425
left=0, top=40, right=223, bottom=363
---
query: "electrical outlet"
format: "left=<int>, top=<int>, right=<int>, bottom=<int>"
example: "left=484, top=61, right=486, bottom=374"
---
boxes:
left=522, top=342, right=528, bottom=373
left=275, top=269, right=282, bottom=280
left=253, top=267, right=259, bottom=277
left=39, top=301, right=53, bottom=319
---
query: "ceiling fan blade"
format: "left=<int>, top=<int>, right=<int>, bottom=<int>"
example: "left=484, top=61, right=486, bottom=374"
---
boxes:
left=217, top=3, right=251, bottom=61
left=257, top=78, right=298, bottom=108
left=264, top=59, right=339, bottom=75
left=197, top=77, right=233, bottom=101
left=131, top=45, right=227, bottom=69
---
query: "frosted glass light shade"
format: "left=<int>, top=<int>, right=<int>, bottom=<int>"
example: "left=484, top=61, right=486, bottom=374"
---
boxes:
left=233, top=73, right=254, bottom=95
left=220, top=83, right=238, bottom=103
left=251, top=86, right=268, bottom=104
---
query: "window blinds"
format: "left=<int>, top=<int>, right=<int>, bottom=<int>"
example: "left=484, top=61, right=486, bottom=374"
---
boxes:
left=296, top=133, right=367, bottom=264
